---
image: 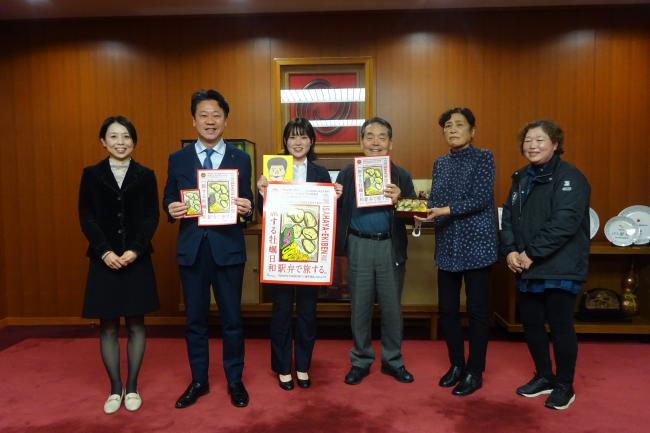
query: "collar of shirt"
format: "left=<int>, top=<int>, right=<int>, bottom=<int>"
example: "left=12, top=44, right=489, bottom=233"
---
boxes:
left=449, top=145, right=474, bottom=158
left=293, top=159, right=308, bottom=182
left=195, top=139, right=225, bottom=156
left=195, top=139, right=226, bottom=167
left=108, top=157, right=131, bottom=168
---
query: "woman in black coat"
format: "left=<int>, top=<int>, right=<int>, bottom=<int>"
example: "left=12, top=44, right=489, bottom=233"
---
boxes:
left=79, top=115, right=160, bottom=414
left=500, top=120, right=590, bottom=410
left=257, top=118, right=342, bottom=390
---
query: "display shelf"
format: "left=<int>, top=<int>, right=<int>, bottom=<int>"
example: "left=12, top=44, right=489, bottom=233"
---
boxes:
left=494, top=312, right=650, bottom=334
left=492, top=241, right=650, bottom=335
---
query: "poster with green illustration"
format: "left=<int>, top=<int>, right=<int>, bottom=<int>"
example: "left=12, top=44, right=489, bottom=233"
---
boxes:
left=280, top=206, right=319, bottom=262
left=207, top=182, right=230, bottom=213
left=363, top=166, right=383, bottom=195
left=181, top=189, right=202, bottom=217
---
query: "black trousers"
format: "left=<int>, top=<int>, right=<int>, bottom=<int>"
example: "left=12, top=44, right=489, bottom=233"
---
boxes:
left=179, top=239, right=245, bottom=385
left=270, top=284, right=318, bottom=375
left=438, top=266, right=491, bottom=375
left=518, top=289, right=578, bottom=385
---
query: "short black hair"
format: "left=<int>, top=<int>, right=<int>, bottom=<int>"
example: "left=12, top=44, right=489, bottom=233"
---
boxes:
left=518, top=119, right=564, bottom=155
left=438, top=107, right=476, bottom=128
left=267, top=157, right=288, bottom=170
left=99, top=115, right=137, bottom=145
left=282, top=117, right=317, bottom=161
left=190, top=89, right=230, bottom=118
left=361, top=117, right=393, bottom=139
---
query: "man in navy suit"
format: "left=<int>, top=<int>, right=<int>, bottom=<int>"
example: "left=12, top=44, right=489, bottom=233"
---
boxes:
left=163, top=89, right=254, bottom=408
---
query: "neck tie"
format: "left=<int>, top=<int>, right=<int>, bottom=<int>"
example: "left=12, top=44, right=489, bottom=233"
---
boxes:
left=203, top=148, right=215, bottom=169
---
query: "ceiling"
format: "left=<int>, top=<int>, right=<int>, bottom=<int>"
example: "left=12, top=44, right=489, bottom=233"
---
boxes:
left=1, top=0, right=648, bottom=21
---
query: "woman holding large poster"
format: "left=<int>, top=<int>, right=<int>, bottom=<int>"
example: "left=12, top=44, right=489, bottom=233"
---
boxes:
left=257, top=118, right=342, bottom=390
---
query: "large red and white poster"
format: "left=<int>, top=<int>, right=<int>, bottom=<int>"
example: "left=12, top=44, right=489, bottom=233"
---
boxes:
left=261, top=183, right=337, bottom=285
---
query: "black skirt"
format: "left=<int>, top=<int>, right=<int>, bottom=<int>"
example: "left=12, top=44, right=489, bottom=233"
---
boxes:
left=82, top=255, right=160, bottom=319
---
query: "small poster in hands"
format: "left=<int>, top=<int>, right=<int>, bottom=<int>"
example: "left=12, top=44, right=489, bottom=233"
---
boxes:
left=197, top=169, right=239, bottom=226
left=353, top=156, right=392, bottom=208
left=180, top=189, right=202, bottom=218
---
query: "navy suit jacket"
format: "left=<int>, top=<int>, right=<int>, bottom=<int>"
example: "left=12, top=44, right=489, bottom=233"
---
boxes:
left=257, top=160, right=332, bottom=216
left=163, top=142, right=254, bottom=267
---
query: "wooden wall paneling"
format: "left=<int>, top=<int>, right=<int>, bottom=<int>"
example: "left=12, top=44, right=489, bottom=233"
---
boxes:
left=48, top=37, right=85, bottom=316
left=0, top=30, right=13, bottom=320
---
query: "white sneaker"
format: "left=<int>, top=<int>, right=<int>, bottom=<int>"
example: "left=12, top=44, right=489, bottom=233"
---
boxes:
left=103, top=391, right=123, bottom=414
left=124, top=392, right=142, bottom=412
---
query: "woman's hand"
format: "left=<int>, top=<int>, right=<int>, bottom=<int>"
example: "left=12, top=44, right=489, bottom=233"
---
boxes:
left=518, top=251, right=533, bottom=270
left=120, top=250, right=138, bottom=265
left=256, top=175, right=268, bottom=192
left=414, top=208, right=437, bottom=222
left=234, top=197, right=253, bottom=216
left=334, top=183, right=343, bottom=199
left=103, top=251, right=125, bottom=270
left=168, top=201, right=188, bottom=219
left=384, top=183, right=401, bottom=204
left=506, top=251, right=523, bottom=273
left=414, top=207, right=450, bottom=222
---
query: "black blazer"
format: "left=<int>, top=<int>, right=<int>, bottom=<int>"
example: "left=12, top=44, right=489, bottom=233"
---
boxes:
left=79, top=158, right=159, bottom=259
left=162, top=142, right=254, bottom=267
left=257, top=160, right=332, bottom=216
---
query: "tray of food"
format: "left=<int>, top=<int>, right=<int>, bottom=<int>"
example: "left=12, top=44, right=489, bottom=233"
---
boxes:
left=395, top=198, right=428, bottom=218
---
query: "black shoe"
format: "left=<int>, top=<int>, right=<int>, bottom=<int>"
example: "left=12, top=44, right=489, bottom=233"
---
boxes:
left=297, top=378, right=311, bottom=388
left=439, top=365, right=463, bottom=387
left=278, top=375, right=294, bottom=391
left=296, top=373, right=311, bottom=389
left=381, top=364, right=414, bottom=383
left=452, top=372, right=482, bottom=396
left=175, top=382, right=209, bottom=408
left=544, top=383, right=575, bottom=410
left=228, top=382, right=249, bottom=408
left=344, top=366, right=369, bottom=385
left=516, top=375, right=554, bottom=398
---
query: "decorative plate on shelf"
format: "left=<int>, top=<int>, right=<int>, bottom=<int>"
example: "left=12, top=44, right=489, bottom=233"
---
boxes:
left=589, top=208, right=599, bottom=239
left=604, top=216, right=640, bottom=247
left=618, top=205, right=650, bottom=245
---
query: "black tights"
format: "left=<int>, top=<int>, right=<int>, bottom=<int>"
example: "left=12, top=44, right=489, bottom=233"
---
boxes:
left=438, top=266, right=491, bottom=375
left=99, top=316, right=146, bottom=394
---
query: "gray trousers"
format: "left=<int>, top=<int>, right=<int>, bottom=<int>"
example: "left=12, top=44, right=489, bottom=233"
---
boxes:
left=347, top=234, right=405, bottom=370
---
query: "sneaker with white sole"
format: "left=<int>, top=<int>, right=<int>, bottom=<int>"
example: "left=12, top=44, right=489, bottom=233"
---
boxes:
left=544, top=383, right=575, bottom=410
left=516, top=375, right=554, bottom=398
left=124, top=392, right=142, bottom=411
left=103, top=391, right=123, bottom=414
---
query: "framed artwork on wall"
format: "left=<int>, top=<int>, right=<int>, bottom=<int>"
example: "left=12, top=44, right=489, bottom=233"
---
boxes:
left=272, top=56, right=374, bottom=155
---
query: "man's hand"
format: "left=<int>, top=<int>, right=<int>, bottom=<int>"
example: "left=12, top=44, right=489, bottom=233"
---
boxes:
left=235, top=197, right=253, bottom=216
left=384, top=183, right=401, bottom=204
left=168, top=201, right=188, bottom=219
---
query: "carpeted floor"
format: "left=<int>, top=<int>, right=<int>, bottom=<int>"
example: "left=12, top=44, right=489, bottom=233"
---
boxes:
left=1, top=337, right=648, bottom=433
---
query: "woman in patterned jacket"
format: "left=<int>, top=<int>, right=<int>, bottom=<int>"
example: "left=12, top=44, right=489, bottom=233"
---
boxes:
left=416, top=107, right=498, bottom=396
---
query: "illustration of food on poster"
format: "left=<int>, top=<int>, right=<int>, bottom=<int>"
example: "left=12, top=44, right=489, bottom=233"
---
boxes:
left=261, top=183, right=337, bottom=285
left=354, top=155, right=392, bottom=208
left=180, top=189, right=202, bottom=218
left=196, top=169, right=239, bottom=226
